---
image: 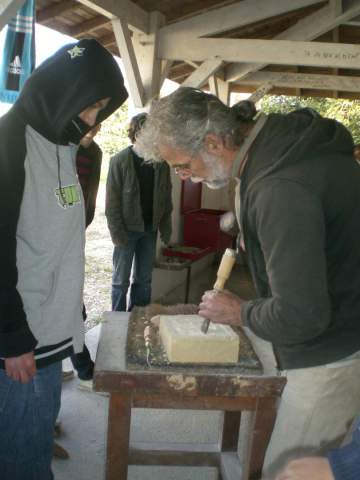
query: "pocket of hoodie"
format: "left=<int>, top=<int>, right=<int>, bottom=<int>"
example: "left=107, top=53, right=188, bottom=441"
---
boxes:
left=40, top=271, right=58, bottom=308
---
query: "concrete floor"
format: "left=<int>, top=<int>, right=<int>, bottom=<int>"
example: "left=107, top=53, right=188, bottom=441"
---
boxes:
left=53, top=263, right=276, bottom=480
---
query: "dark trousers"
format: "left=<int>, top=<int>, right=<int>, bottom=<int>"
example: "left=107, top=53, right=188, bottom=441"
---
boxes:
left=70, top=305, right=94, bottom=380
left=111, top=230, right=157, bottom=312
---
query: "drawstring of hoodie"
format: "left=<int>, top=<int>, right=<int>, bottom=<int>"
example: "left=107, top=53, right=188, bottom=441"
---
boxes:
left=56, top=144, right=68, bottom=207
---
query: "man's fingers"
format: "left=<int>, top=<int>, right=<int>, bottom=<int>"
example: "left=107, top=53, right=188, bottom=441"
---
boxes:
left=4, top=352, right=37, bottom=384
left=7, top=366, right=31, bottom=384
left=19, top=369, right=30, bottom=384
left=7, top=368, right=20, bottom=383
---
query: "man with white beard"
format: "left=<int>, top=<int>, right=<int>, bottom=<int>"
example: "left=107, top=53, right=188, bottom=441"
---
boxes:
left=136, top=86, right=360, bottom=478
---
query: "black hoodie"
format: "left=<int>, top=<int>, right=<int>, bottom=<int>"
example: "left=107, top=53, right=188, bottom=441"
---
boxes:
left=0, top=39, right=127, bottom=366
left=240, top=109, right=360, bottom=370
left=15, top=38, right=128, bottom=144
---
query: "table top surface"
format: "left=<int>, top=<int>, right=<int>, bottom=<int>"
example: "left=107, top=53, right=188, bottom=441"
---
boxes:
left=94, top=312, right=286, bottom=398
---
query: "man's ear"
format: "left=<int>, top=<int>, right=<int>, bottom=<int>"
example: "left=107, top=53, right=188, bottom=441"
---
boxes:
left=203, top=133, right=225, bottom=156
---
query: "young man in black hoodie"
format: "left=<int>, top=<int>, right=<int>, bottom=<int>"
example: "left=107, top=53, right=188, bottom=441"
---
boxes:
left=136, top=87, right=360, bottom=476
left=0, top=39, right=127, bottom=479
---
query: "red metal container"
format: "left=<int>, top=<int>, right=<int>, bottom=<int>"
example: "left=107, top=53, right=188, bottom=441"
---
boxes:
left=181, top=180, right=232, bottom=253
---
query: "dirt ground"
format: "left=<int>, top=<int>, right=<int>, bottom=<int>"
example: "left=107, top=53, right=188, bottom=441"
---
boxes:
left=84, top=183, right=113, bottom=330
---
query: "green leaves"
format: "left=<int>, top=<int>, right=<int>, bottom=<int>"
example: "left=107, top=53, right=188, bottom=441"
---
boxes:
left=260, top=95, right=360, bottom=143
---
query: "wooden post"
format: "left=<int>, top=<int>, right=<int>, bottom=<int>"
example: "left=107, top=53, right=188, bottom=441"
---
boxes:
left=106, top=393, right=132, bottom=480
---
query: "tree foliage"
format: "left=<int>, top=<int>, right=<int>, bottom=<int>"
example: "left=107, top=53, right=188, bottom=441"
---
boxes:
left=96, top=100, right=129, bottom=158
left=94, top=100, right=130, bottom=181
left=260, top=95, right=360, bottom=143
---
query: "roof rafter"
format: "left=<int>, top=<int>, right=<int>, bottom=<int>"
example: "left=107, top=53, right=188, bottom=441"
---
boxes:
left=68, top=14, right=109, bottom=37
left=182, top=58, right=223, bottom=88
left=112, top=16, right=145, bottom=107
left=236, top=70, right=360, bottom=93
left=37, top=0, right=77, bottom=23
left=160, top=0, right=324, bottom=38
left=160, top=37, right=360, bottom=70
left=226, top=0, right=360, bottom=82
left=76, top=0, right=149, bottom=34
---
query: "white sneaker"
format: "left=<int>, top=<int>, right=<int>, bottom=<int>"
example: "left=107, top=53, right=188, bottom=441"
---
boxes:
left=77, top=379, right=93, bottom=392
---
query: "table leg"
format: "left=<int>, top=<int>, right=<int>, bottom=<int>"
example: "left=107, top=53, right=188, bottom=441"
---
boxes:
left=248, top=398, right=278, bottom=479
left=219, top=412, right=242, bottom=480
left=106, top=393, right=132, bottom=480
left=221, top=411, right=241, bottom=451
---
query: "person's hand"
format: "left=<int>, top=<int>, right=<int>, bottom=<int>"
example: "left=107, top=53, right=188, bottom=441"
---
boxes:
left=276, top=457, right=334, bottom=480
left=5, top=351, right=36, bottom=384
left=199, top=290, right=243, bottom=327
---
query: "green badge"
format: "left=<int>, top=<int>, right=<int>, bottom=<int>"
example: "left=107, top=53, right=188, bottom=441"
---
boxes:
left=55, top=184, right=81, bottom=208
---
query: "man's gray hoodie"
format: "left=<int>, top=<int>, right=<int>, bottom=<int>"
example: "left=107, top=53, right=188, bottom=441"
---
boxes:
left=240, top=109, right=360, bottom=370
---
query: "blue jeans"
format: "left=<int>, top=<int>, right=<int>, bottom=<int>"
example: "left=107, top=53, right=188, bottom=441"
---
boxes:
left=112, top=230, right=157, bottom=311
left=0, top=361, right=62, bottom=480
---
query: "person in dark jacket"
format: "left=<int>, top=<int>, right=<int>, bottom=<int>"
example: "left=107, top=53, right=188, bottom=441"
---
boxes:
left=0, top=39, right=127, bottom=479
left=106, top=113, right=172, bottom=311
left=275, top=416, right=360, bottom=480
left=70, top=123, right=102, bottom=388
left=135, top=87, right=360, bottom=475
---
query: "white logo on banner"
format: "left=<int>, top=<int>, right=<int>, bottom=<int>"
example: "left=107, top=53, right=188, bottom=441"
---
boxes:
left=9, top=56, right=22, bottom=75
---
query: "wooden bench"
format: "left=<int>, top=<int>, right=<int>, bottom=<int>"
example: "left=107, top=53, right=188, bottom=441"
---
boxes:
left=94, top=312, right=286, bottom=480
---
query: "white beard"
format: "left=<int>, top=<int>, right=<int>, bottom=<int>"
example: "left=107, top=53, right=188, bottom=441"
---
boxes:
left=200, top=150, right=230, bottom=190
left=190, top=176, right=204, bottom=183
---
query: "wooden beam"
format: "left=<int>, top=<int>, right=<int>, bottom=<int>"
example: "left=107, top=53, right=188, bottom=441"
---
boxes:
left=98, top=32, right=115, bottom=47
left=330, top=0, right=343, bottom=16
left=0, top=0, right=27, bottom=31
left=68, top=15, right=109, bottom=37
left=160, top=0, right=323, bottom=38
left=226, top=1, right=360, bottom=82
left=132, top=11, right=164, bottom=105
left=184, top=60, right=199, bottom=69
left=112, top=17, right=145, bottom=108
left=248, top=83, right=274, bottom=103
left=160, top=37, right=360, bottom=71
left=36, top=0, right=76, bottom=23
left=182, top=59, right=223, bottom=88
left=217, top=78, right=230, bottom=105
left=207, top=76, right=231, bottom=105
left=235, top=70, right=360, bottom=92
left=159, top=60, right=172, bottom=90
left=76, top=0, right=149, bottom=34
left=208, top=76, right=218, bottom=97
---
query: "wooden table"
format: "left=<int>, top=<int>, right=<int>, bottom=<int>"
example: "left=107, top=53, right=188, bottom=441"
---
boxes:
left=94, top=312, right=286, bottom=480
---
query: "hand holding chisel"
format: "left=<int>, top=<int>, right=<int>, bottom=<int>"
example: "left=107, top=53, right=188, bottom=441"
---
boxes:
left=201, top=248, right=236, bottom=334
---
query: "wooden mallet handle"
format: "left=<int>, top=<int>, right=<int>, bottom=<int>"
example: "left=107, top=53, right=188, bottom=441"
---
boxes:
left=201, top=248, right=236, bottom=333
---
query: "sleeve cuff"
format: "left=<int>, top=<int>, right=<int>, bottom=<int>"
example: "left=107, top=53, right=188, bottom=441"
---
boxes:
left=241, top=301, right=252, bottom=327
left=0, top=327, right=37, bottom=357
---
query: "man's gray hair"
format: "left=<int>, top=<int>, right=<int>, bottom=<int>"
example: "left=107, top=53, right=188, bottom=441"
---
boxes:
left=135, top=87, right=256, bottom=163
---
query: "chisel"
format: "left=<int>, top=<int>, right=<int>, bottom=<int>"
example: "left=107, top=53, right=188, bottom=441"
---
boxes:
left=201, top=248, right=237, bottom=334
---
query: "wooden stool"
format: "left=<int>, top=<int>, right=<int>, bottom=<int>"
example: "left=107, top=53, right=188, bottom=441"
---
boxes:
left=95, top=312, right=286, bottom=480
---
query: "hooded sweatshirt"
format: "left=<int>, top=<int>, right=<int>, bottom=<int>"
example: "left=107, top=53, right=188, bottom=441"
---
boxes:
left=0, top=39, right=128, bottom=367
left=240, top=109, right=360, bottom=370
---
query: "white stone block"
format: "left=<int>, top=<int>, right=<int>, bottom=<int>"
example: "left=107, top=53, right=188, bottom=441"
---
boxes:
left=159, top=314, right=239, bottom=364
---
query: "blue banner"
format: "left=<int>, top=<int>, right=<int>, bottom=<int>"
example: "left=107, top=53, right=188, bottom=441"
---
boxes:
left=0, top=0, right=36, bottom=104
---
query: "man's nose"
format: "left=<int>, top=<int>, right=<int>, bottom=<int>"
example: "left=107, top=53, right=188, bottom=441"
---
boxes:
left=175, top=167, right=192, bottom=180
left=82, top=111, right=97, bottom=127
